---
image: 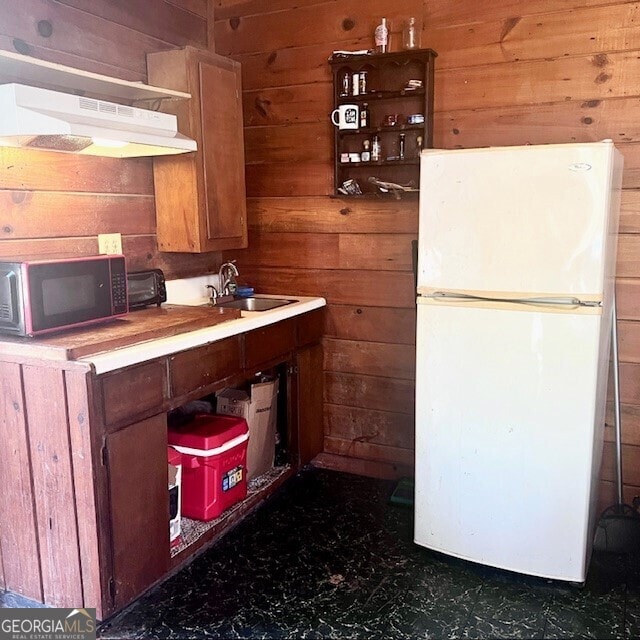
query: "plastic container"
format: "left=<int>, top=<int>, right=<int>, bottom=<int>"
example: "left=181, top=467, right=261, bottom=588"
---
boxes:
left=168, top=414, right=249, bottom=521
left=167, top=446, right=182, bottom=544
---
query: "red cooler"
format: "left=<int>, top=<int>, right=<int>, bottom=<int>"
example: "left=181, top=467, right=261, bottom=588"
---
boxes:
left=168, top=414, right=249, bottom=521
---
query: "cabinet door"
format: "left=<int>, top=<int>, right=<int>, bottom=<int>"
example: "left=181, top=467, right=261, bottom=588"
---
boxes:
left=295, top=343, right=324, bottom=465
left=148, top=46, right=248, bottom=253
left=198, top=57, right=247, bottom=248
left=107, top=414, right=169, bottom=611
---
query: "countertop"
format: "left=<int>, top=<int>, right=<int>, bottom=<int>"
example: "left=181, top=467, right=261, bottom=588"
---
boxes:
left=81, top=295, right=326, bottom=374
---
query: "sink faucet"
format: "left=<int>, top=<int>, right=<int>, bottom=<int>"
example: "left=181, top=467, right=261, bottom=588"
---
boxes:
left=218, top=261, right=239, bottom=297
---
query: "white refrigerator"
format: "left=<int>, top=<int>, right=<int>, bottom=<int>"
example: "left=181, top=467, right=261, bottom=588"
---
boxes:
left=414, top=141, right=623, bottom=582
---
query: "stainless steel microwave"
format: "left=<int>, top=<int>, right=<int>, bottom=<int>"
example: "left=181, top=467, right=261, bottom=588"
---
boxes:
left=0, top=255, right=128, bottom=337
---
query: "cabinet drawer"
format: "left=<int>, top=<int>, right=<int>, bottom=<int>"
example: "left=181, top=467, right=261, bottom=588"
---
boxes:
left=169, top=336, right=241, bottom=397
left=244, top=319, right=295, bottom=370
left=296, top=309, right=324, bottom=347
left=100, top=361, right=167, bottom=427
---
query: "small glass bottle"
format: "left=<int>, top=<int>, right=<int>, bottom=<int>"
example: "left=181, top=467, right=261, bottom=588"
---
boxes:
left=371, top=134, right=382, bottom=161
left=398, top=133, right=406, bottom=160
left=360, top=103, right=369, bottom=129
left=341, top=72, right=350, bottom=97
left=403, top=17, right=420, bottom=50
left=359, top=71, right=368, bottom=94
left=361, top=139, right=371, bottom=162
left=374, top=18, right=389, bottom=53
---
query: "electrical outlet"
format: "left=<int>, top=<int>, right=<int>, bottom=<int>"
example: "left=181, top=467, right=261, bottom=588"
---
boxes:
left=98, top=233, right=122, bottom=255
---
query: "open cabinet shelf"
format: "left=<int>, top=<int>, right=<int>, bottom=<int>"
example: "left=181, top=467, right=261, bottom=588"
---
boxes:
left=0, top=49, right=190, bottom=102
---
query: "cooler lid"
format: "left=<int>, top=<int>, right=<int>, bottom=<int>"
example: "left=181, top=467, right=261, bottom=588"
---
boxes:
left=167, top=446, right=181, bottom=465
left=168, top=414, right=248, bottom=451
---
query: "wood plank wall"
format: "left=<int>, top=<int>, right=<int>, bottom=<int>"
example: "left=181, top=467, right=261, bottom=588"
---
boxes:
left=215, top=0, right=640, bottom=507
left=0, top=0, right=221, bottom=279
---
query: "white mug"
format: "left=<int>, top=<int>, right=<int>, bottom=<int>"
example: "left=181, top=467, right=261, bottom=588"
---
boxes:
left=331, top=104, right=359, bottom=130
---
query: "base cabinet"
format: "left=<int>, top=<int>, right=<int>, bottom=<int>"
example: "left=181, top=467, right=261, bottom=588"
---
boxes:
left=0, top=310, right=324, bottom=619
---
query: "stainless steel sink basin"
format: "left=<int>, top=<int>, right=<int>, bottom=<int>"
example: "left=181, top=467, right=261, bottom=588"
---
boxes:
left=216, top=296, right=297, bottom=312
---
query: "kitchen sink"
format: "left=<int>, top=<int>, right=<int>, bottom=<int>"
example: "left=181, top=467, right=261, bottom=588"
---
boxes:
left=215, top=296, right=297, bottom=312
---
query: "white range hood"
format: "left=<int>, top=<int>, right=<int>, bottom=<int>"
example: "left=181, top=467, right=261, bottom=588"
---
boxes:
left=0, top=83, right=197, bottom=157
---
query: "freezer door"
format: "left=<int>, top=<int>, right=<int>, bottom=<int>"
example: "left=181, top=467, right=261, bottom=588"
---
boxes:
left=414, top=301, right=607, bottom=582
left=417, top=142, right=620, bottom=296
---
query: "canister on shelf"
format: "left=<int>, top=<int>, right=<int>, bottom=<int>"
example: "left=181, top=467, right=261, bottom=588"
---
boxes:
left=352, top=72, right=360, bottom=96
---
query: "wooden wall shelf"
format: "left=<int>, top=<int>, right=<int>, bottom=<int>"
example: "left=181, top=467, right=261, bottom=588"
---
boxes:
left=0, top=49, right=190, bottom=102
left=329, top=48, right=437, bottom=197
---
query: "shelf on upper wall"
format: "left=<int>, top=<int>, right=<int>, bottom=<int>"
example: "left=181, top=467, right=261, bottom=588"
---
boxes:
left=0, top=49, right=191, bottom=102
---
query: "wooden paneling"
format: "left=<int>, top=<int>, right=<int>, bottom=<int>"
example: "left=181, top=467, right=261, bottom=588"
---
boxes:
left=324, top=372, right=415, bottom=415
left=324, top=338, right=415, bottom=380
left=247, top=197, right=418, bottom=234
left=55, top=0, right=208, bottom=48
left=0, top=192, right=155, bottom=239
left=324, top=305, right=416, bottom=345
left=22, top=365, right=83, bottom=607
left=0, top=149, right=153, bottom=194
left=325, top=403, right=415, bottom=449
left=240, top=267, right=416, bottom=308
left=64, top=368, right=103, bottom=617
left=428, top=4, right=640, bottom=70
left=0, top=362, right=42, bottom=601
left=0, top=0, right=169, bottom=77
left=217, top=0, right=640, bottom=486
left=245, top=162, right=333, bottom=197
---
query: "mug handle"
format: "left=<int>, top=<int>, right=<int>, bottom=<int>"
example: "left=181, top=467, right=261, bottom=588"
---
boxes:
left=331, top=109, right=340, bottom=126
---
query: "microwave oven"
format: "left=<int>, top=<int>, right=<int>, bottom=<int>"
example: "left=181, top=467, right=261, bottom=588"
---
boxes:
left=0, top=255, right=128, bottom=337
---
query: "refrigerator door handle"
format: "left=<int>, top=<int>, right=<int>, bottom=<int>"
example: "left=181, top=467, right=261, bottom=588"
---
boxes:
left=427, top=291, right=602, bottom=308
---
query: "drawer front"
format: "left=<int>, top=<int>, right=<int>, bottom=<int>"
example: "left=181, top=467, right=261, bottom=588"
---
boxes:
left=101, top=360, right=167, bottom=427
left=169, top=336, right=241, bottom=397
left=244, top=319, right=295, bottom=370
left=296, top=309, right=324, bottom=347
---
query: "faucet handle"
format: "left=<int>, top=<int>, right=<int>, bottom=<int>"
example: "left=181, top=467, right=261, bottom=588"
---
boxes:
left=205, top=284, right=219, bottom=305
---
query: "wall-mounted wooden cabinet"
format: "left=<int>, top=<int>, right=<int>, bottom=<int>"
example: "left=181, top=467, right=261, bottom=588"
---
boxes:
left=148, top=46, right=248, bottom=253
left=329, top=49, right=436, bottom=198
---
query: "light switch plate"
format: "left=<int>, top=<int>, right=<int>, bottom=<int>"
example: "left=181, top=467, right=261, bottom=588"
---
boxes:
left=98, top=233, right=122, bottom=255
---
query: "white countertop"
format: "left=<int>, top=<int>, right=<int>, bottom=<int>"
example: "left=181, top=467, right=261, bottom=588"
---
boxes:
left=80, top=295, right=326, bottom=374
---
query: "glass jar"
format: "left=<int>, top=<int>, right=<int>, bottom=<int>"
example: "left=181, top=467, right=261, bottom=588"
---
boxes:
left=403, top=17, right=421, bottom=50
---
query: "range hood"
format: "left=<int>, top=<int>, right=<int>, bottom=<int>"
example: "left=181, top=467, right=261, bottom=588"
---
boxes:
left=0, top=83, right=197, bottom=157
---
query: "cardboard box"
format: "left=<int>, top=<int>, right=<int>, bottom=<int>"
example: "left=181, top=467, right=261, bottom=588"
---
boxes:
left=216, top=379, right=278, bottom=481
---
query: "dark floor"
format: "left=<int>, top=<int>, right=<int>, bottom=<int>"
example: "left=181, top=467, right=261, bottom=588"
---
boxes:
left=5, top=468, right=639, bottom=638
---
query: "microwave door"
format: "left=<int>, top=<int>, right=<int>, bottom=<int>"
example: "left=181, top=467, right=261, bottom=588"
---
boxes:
left=0, top=265, right=26, bottom=335
left=27, top=261, right=115, bottom=333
